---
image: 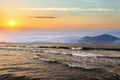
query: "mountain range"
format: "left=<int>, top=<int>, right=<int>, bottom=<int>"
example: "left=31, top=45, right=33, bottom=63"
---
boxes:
left=34, top=34, right=120, bottom=44
left=80, top=34, right=120, bottom=44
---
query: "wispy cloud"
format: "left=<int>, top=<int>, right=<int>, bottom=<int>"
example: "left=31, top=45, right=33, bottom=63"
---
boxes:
left=29, top=16, right=57, bottom=19
left=81, top=0, right=103, bottom=4
left=20, top=7, right=114, bottom=12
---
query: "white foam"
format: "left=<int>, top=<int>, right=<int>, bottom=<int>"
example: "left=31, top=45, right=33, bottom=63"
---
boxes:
left=71, top=52, right=103, bottom=57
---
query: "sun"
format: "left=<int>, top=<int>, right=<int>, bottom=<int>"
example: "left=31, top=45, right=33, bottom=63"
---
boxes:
left=6, top=20, right=20, bottom=31
left=8, top=20, right=15, bottom=26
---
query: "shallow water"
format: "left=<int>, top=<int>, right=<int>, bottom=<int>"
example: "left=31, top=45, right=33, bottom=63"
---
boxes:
left=0, top=44, right=120, bottom=80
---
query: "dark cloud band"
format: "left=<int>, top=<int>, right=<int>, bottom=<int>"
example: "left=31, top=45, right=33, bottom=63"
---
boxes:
left=29, top=16, right=57, bottom=19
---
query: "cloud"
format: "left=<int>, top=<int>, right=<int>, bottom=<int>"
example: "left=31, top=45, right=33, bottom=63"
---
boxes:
left=29, top=16, right=57, bottom=19
left=81, top=0, right=103, bottom=4
left=20, top=7, right=114, bottom=12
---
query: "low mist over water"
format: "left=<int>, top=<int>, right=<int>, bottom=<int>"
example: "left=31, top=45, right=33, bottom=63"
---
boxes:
left=0, top=30, right=120, bottom=43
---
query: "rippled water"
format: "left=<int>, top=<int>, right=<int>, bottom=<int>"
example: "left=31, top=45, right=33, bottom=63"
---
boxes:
left=0, top=45, right=120, bottom=80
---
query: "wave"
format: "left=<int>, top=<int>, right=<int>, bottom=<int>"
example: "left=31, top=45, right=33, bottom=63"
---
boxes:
left=33, top=51, right=120, bottom=71
left=1, top=47, right=119, bottom=58
left=42, top=49, right=104, bottom=57
left=0, top=74, right=44, bottom=80
left=34, top=49, right=120, bottom=59
left=33, top=54, right=100, bottom=70
left=71, top=51, right=103, bottom=57
left=39, top=58, right=59, bottom=63
left=97, top=56, right=120, bottom=59
left=33, top=54, right=60, bottom=63
left=61, top=61, right=100, bottom=70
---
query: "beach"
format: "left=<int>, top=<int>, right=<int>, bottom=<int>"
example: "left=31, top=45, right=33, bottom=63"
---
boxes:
left=0, top=43, right=119, bottom=80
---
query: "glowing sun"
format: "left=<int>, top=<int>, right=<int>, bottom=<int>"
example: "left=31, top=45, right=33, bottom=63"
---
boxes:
left=6, top=20, right=19, bottom=31
left=8, top=21, right=15, bottom=26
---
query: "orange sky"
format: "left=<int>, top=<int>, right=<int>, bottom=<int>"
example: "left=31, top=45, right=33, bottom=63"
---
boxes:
left=0, top=0, right=120, bottom=31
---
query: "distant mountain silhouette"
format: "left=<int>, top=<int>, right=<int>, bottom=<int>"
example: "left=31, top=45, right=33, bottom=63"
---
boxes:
left=33, top=34, right=120, bottom=44
left=80, top=34, right=120, bottom=44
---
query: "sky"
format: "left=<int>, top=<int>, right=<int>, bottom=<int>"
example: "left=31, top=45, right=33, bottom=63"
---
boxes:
left=0, top=0, right=120, bottom=42
left=0, top=0, right=120, bottom=31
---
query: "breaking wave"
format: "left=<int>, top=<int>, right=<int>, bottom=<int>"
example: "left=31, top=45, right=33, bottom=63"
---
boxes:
left=33, top=54, right=100, bottom=70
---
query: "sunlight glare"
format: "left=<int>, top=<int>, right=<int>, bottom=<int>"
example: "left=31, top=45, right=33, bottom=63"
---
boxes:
left=9, top=21, right=15, bottom=26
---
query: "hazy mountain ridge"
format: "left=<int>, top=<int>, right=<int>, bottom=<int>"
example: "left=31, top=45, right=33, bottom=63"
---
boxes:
left=34, top=34, right=120, bottom=44
left=80, top=34, right=120, bottom=44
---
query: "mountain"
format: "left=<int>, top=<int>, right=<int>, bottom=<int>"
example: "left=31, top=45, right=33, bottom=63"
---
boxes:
left=33, top=34, right=120, bottom=44
left=80, top=34, right=120, bottom=44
